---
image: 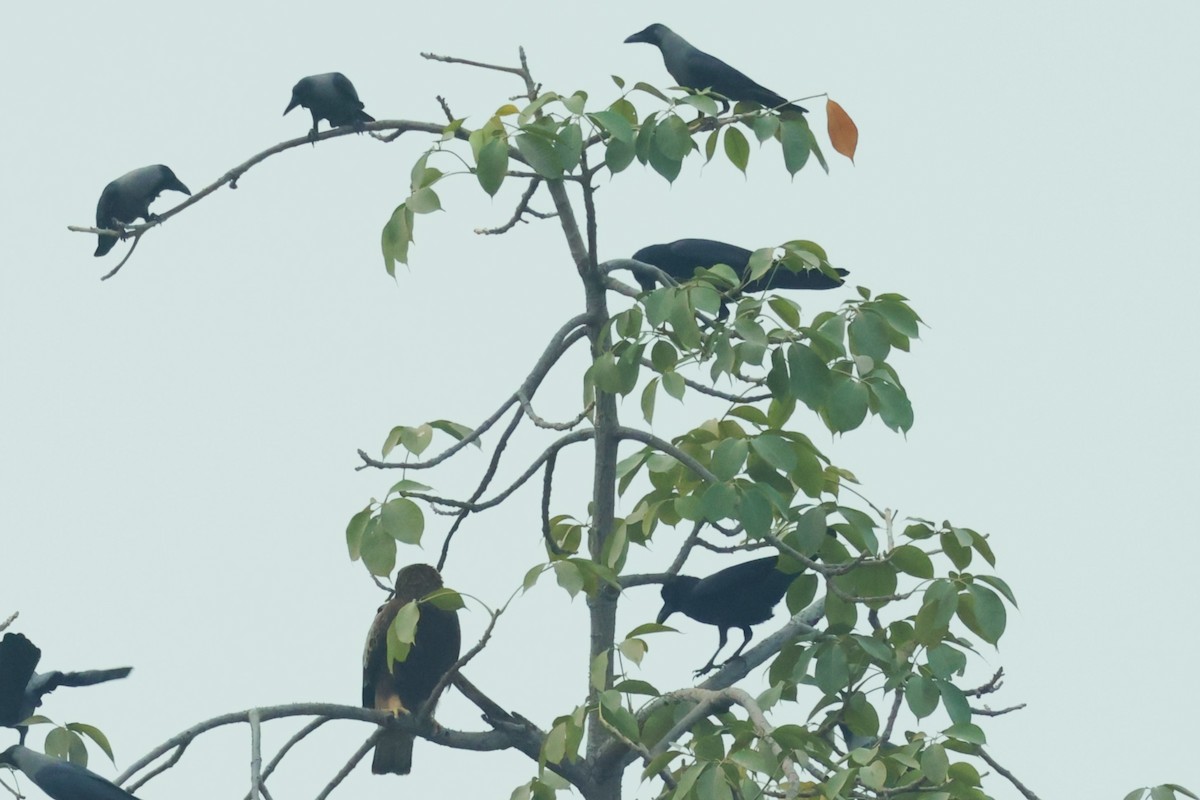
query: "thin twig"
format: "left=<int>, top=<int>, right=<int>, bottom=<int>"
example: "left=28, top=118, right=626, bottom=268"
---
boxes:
left=475, top=178, right=557, bottom=235
left=125, top=743, right=189, bottom=792
left=248, top=708, right=262, bottom=800
left=313, top=732, right=379, bottom=800
left=437, top=405, right=524, bottom=572
left=358, top=316, right=589, bottom=471
left=977, top=748, right=1041, bottom=800
left=879, top=688, right=904, bottom=745
left=541, top=451, right=564, bottom=556
left=516, top=391, right=592, bottom=430
left=0, top=612, right=16, bottom=633
left=420, top=51, right=526, bottom=77
left=963, top=668, right=1005, bottom=697
left=403, top=429, right=596, bottom=513
left=98, top=232, right=142, bottom=280
left=117, top=702, right=513, bottom=789
left=241, top=718, right=331, bottom=800
left=614, top=427, right=719, bottom=483
left=970, top=703, right=1026, bottom=717
left=435, top=95, right=455, bottom=123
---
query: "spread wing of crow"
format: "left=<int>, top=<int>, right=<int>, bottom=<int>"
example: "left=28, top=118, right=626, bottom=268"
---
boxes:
left=362, top=564, right=461, bottom=775
left=0, top=745, right=139, bottom=800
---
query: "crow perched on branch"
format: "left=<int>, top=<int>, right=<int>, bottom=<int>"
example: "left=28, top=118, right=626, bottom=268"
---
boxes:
left=93, top=165, right=191, bottom=257
left=657, top=555, right=803, bottom=675
left=284, top=73, right=375, bottom=140
left=0, top=633, right=133, bottom=744
left=630, top=238, right=847, bottom=319
left=362, top=564, right=461, bottom=775
left=624, top=24, right=808, bottom=114
left=0, top=745, right=139, bottom=800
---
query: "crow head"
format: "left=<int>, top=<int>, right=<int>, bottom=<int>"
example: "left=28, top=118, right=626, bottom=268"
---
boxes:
left=656, top=575, right=699, bottom=624
left=283, top=82, right=307, bottom=116
left=160, top=167, right=192, bottom=197
left=624, top=24, right=670, bottom=46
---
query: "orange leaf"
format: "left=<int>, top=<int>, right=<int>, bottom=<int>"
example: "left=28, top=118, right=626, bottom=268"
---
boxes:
left=826, top=98, right=859, bottom=164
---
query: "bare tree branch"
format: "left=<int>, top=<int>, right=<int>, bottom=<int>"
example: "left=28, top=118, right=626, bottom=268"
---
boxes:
left=313, top=732, right=378, bottom=800
left=404, top=429, right=596, bottom=513
left=970, top=703, right=1026, bottom=717
left=117, top=703, right=514, bottom=790
left=615, top=427, right=719, bottom=483
left=978, top=748, right=1041, bottom=800
left=437, top=405, right=525, bottom=571
left=420, top=51, right=526, bottom=77
left=358, top=316, right=589, bottom=470
left=963, top=668, right=1005, bottom=697
left=517, top=390, right=592, bottom=430
left=0, top=612, right=16, bottom=633
left=248, top=708, right=262, bottom=800
left=475, top=178, right=557, bottom=235
left=241, top=718, right=331, bottom=800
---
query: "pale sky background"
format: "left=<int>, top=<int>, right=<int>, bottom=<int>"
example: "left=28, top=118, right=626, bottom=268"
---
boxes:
left=2, top=3, right=1198, bottom=799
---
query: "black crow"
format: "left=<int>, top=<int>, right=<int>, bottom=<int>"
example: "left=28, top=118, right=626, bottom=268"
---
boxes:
left=93, top=165, right=191, bottom=257
left=657, top=555, right=800, bottom=675
left=631, top=238, right=847, bottom=319
left=625, top=24, right=807, bottom=114
left=363, top=564, right=461, bottom=775
left=284, top=73, right=375, bottom=140
left=0, top=745, right=138, bottom=800
left=0, top=633, right=133, bottom=744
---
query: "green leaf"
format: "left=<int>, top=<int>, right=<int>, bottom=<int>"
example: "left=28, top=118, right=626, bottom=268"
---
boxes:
left=723, top=127, right=750, bottom=174
left=711, top=438, right=749, bottom=481
left=921, top=742, right=950, bottom=783
left=747, top=114, right=779, bottom=143
left=379, top=498, right=424, bottom=544
left=944, top=722, right=986, bottom=745
left=66, top=723, right=114, bottom=763
left=814, top=644, right=849, bottom=695
left=787, top=344, right=831, bottom=410
left=554, top=561, right=584, bottom=598
left=556, top=122, right=584, bottom=171
left=618, top=637, right=648, bottom=665
left=679, top=93, right=720, bottom=117
left=640, top=377, right=657, bottom=424
left=938, top=679, right=972, bottom=724
left=407, top=186, right=441, bottom=214
left=515, top=132, right=564, bottom=178
left=391, top=600, right=420, bottom=647
left=360, top=520, right=396, bottom=577
left=430, top=419, right=477, bottom=446
left=346, top=506, right=372, bottom=561
left=977, top=574, right=1018, bottom=607
left=380, top=203, right=414, bottom=275
left=751, top=433, right=796, bottom=472
left=868, top=379, right=914, bottom=433
left=662, top=370, right=685, bottom=400
left=589, top=110, right=634, bottom=143
left=848, top=310, right=891, bottom=362
left=959, top=584, right=1007, bottom=644
left=654, top=114, right=692, bottom=160
left=633, top=81, right=670, bottom=102
left=780, top=118, right=811, bottom=176
left=562, top=92, right=587, bottom=115
left=605, top=136, right=636, bottom=174
left=905, top=675, right=939, bottom=718
left=890, top=545, right=934, bottom=579
left=859, top=761, right=887, bottom=790
left=614, top=678, right=660, bottom=696
left=701, top=482, right=737, bottom=523
left=823, top=375, right=869, bottom=433
left=476, top=137, right=509, bottom=196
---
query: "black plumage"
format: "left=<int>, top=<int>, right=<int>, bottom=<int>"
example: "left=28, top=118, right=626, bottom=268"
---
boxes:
left=631, top=238, right=847, bottom=318
left=0, top=633, right=132, bottom=744
left=657, top=556, right=799, bottom=675
left=284, top=73, right=375, bottom=140
left=625, top=24, right=807, bottom=114
left=362, top=564, right=461, bottom=775
left=0, top=745, right=139, bottom=800
left=93, top=165, right=191, bottom=257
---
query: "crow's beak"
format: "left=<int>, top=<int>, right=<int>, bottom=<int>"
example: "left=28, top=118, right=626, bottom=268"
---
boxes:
left=656, top=605, right=674, bottom=625
left=624, top=29, right=650, bottom=44
left=283, top=97, right=299, bottom=116
left=170, top=179, right=192, bottom=196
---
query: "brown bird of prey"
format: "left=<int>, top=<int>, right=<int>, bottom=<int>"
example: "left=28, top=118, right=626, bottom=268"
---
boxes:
left=362, top=564, right=461, bottom=775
